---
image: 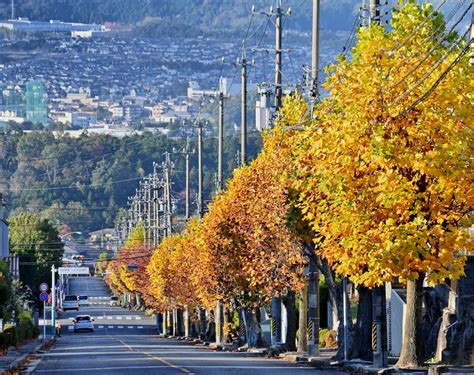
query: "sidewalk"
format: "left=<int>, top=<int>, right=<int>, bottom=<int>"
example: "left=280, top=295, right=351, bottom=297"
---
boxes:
left=0, top=339, right=52, bottom=374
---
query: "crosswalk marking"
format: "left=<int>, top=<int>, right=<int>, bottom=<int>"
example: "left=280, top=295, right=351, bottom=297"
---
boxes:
left=66, top=325, right=149, bottom=330
left=126, top=317, right=132, bottom=320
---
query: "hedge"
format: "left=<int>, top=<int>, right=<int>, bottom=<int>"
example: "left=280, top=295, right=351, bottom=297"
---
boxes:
left=0, top=315, right=39, bottom=351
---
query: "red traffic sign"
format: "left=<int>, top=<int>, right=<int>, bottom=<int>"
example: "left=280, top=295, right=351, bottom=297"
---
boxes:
left=39, top=283, right=49, bottom=292
left=39, top=292, right=49, bottom=302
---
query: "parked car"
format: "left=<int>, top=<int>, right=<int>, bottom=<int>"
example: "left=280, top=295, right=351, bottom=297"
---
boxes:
left=109, top=296, right=119, bottom=306
left=78, top=295, right=89, bottom=307
left=63, top=295, right=79, bottom=311
left=73, top=315, right=94, bottom=333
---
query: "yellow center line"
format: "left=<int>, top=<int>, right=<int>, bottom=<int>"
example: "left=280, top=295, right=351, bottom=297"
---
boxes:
left=117, top=338, right=194, bottom=374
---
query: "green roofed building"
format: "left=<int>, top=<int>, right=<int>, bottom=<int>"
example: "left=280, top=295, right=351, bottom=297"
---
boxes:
left=26, top=81, right=48, bottom=126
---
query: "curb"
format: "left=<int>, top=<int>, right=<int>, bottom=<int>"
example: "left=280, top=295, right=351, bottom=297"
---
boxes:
left=3, top=339, right=54, bottom=374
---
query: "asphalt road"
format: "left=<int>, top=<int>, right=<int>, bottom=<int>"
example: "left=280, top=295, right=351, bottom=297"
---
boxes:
left=31, top=277, right=344, bottom=374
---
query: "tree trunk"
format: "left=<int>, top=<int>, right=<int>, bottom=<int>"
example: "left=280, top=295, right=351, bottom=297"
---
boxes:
left=351, top=286, right=373, bottom=360
left=396, top=275, right=424, bottom=368
left=163, top=311, right=168, bottom=335
left=318, top=257, right=349, bottom=359
left=285, top=290, right=297, bottom=351
left=297, top=285, right=308, bottom=353
left=244, top=308, right=262, bottom=348
left=223, top=305, right=230, bottom=345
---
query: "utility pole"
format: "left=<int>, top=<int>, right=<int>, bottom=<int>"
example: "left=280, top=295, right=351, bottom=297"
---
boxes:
left=240, top=51, right=248, bottom=165
left=197, top=122, right=203, bottom=219
left=51, top=265, right=56, bottom=338
left=163, top=152, right=173, bottom=237
left=366, top=0, right=388, bottom=367
left=254, top=0, right=291, bottom=348
left=275, top=1, right=283, bottom=110
left=307, top=0, right=321, bottom=358
left=253, top=1, right=291, bottom=126
left=369, top=0, right=380, bottom=26
left=217, top=92, right=225, bottom=191
left=184, top=139, right=192, bottom=220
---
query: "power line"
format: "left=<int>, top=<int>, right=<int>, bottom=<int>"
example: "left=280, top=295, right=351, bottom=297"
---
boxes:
left=394, top=40, right=470, bottom=119
left=391, top=0, right=449, bottom=53
left=391, top=3, right=472, bottom=89
left=392, top=27, right=470, bottom=105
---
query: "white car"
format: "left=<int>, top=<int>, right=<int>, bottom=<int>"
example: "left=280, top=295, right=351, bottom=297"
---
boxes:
left=73, top=315, right=94, bottom=333
left=63, top=295, right=79, bottom=311
left=109, top=296, right=119, bottom=306
left=78, top=295, right=89, bottom=307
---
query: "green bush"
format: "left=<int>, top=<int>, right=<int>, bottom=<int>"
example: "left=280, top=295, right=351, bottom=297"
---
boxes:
left=319, top=328, right=338, bottom=348
left=3, top=326, right=19, bottom=347
left=0, top=313, right=38, bottom=350
left=319, top=328, right=330, bottom=348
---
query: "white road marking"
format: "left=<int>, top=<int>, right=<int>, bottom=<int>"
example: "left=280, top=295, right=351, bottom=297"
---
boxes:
left=138, top=326, right=143, bottom=329
left=135, top=317, right=142, bottom=320
left=127, top=326, right=133, bottom=329
left=108, top=325, right=114, bottom=328
left=98, top=325, right=104, bottom=329
left=107, top=316, right=113, bottom=320
left=117, top=317, right=122, bottom=320
left=118, top=326, right=124, bottom=329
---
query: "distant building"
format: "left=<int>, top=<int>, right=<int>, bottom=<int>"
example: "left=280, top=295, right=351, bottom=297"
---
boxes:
left=26, top=81, right=48, bottom=126
left=124, top=105, right=142, bottom=120
left=0, top=110, right=24, bottom=124
left=0, top=86, right=25, bottom=118
left=187, top=77, right=257, bottom=100
left=52, top=110, right=96, bottom=128
left=109, top=105, right=124, bottom=118
left=0, top=18, right=105, bottom=33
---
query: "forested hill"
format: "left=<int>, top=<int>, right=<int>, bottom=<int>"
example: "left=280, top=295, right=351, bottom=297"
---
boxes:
left=0, top=129, right=262, bottom=233
left=0, top=0, right=357, bottom=36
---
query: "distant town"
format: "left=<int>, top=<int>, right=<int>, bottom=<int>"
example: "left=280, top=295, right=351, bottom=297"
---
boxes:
left=0, top=17, right=342, bottom=136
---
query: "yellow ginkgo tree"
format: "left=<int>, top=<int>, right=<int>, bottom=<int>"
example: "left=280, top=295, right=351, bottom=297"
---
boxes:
left=292, top=1, right=473, bottom=367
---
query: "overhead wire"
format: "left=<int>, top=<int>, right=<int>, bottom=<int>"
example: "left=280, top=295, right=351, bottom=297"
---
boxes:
left=391, top=2, right=472, bottom=88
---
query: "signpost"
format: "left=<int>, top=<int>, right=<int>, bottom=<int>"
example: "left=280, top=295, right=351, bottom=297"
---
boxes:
left=39, top=291, right=49, bottom=340
left=58, top=267, right=89, bottom=276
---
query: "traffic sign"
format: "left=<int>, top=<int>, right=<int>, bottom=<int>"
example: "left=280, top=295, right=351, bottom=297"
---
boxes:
left=39, top=283, right=49, bottom=292
left=39, top=292, right=48, bottom=302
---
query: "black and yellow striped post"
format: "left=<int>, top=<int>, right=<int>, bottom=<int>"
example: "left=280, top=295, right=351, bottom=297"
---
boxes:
left=372, top=285, right=388, bottom=367
left=308, top=254, right=320, bottom=357
left=271, top=296, right=282, bottom=347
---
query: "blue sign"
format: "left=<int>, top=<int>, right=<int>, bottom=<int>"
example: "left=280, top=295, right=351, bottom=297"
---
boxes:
left=39, top=292, right=48, bottom=302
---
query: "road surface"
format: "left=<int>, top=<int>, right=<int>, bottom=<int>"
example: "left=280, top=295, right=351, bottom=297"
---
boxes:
left=31, top=277, right=344, bottom=374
